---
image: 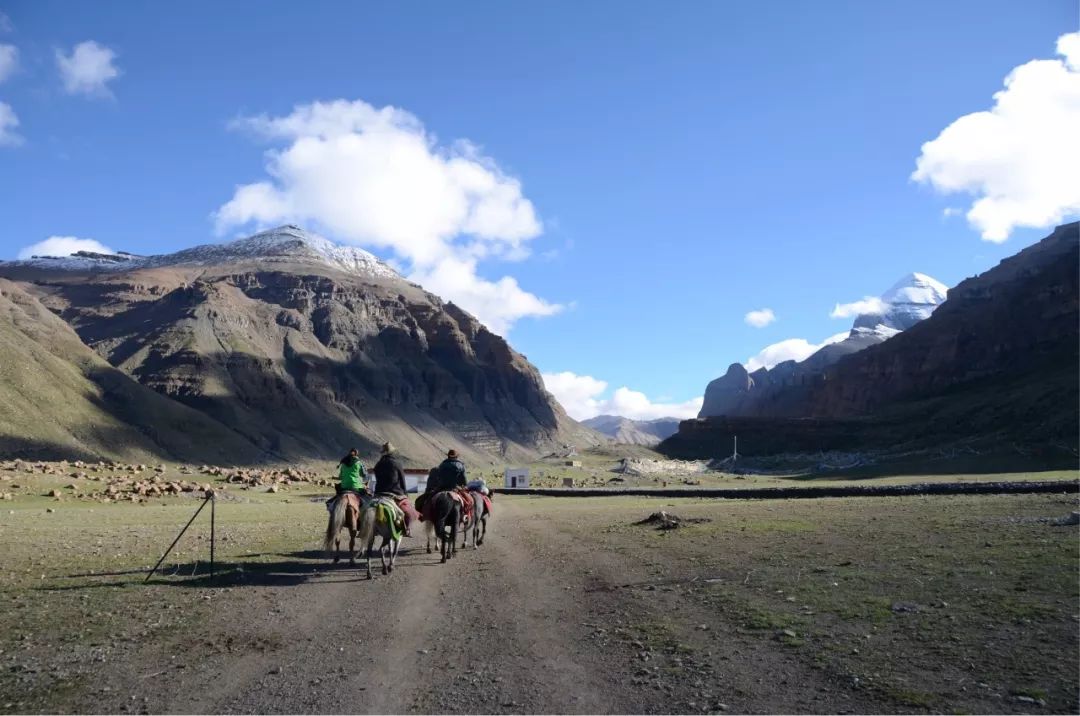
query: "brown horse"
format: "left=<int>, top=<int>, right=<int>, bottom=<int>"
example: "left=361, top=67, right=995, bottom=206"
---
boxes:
left=323, top=492, right=362, bottom=564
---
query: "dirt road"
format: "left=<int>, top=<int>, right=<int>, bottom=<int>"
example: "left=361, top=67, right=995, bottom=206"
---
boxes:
left=65, top=497, right=884, bottom=715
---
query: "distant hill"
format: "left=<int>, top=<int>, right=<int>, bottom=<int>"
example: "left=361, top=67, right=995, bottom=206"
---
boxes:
left=700, top=273, right=948, bottom=419
left=582, top=415, right=681, bottom=446
left=0, top=225, right=600, bottom=465
left=663, top=223, right=1079, bottom=462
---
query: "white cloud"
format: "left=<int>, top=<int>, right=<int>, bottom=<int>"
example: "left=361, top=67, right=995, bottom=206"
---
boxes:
left=542, top=371, right=703, bottom=421
left=17, top=236, right=114, bottom=259
left=410, top=256, right=561, bottom=336
left=912, top=32, right=1080, bottom=242
left=0, top=13, right=12, bottom=33
left=745, top=332, right=849, bottom=372
left=0, top=102, right=21, bottom=147
left=829, top=296, right=887, bottom=319
left=0, top=44, right=17, bottom=83
left=56, top=41, right=120, bottom=97
left=744, top=308, right=776, bottom=328
left=216, top=98, right=558, bottom=334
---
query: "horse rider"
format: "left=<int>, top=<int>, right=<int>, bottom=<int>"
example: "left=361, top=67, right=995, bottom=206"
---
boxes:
left=372, top=442, right=419, bottom=537
left=435, top=449, right=467, bottom=492
left=337, top=447, right=367, bottom=496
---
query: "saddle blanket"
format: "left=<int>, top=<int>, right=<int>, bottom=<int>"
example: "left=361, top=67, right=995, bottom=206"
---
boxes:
left=370, top=496, right=404, bottom=541
left=418, top=489, right=472, bottom=523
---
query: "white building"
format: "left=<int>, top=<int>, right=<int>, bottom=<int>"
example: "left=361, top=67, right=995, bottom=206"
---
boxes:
left=504, top=467, right=530, bottom=488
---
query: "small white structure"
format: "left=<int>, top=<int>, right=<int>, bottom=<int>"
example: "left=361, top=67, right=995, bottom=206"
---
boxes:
left=504, top=467, right=530, bottom=489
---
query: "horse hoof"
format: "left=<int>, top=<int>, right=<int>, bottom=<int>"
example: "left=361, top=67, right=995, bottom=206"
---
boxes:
left=332, top=557, right=340, bottom=564
left=367, top=573, right=373, bottom=580
left=426, top=547, right=432, bottom=554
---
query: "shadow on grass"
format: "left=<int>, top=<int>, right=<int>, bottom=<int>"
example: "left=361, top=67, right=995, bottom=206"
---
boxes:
left=46, top=547, right=444, bottom=591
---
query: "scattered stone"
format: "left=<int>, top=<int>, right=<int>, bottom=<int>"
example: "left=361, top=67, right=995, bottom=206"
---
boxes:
left=1053, top=511, right=1079, bottom=526
left=1012, top=695, right=1046, bottom=706
left=891, top=602, right=920, bottom=614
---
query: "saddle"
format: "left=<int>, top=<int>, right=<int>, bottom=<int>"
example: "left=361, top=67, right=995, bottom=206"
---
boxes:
left=370, top=495, right=405, bottom=540
left=417, top=488, right=472, bottom=524
left=326, top=490, right=362, bottom=513
left=452, top=488, right=474, bottom=525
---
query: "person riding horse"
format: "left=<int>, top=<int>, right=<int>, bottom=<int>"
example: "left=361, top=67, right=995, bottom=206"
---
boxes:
left=416, top=449, right=468, bottom=519
left=435, top=449, right=467, bottom=491
left=372, top=442, right=419, bottom=537
left=332, top=448, right=367, bottom=502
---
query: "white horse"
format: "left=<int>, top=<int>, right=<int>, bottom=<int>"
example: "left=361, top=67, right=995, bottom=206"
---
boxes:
left=356, top=496, right=404, bottom=578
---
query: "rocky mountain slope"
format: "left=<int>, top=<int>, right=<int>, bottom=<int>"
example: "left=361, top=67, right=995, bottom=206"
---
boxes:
left=0, top=226, right=598, bottom=465
left=663, top=223, right=1079, bottom=461
left=581, top=415, right=681, bottom=446
left=699, top=272, right=948, bottom=418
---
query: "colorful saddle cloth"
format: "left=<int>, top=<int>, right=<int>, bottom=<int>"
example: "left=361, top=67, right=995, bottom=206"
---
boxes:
left=369, top=495, right=405, bottom=541
left=417, top=489, right=471, bottom=524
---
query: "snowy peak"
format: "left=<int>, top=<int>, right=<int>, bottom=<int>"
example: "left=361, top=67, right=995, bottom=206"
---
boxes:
left=881, top=272, right=949, bottom=308
left=166, top=225, right=399, bottom=278
left=3, top=225, right=399, bottom=280
left=852, top=272, right=948, bottom=333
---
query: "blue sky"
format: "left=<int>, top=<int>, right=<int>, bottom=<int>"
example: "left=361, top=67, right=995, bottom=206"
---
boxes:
left=1, top=1, right=1077, bottom=420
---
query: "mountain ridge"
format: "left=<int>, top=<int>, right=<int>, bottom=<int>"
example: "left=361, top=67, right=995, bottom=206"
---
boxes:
left=581, top=414, right=681, bottom=446
left=699, top=271, right=949, bottom=418
left=0, top=225, right=600, bottom=465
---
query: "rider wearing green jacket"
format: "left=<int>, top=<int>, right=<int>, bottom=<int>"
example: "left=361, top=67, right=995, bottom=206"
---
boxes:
left=337, top=448, right=367, bottom=493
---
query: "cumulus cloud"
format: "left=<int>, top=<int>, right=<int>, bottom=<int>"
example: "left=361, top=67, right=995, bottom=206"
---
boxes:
left=216, top=98, right=559, bottom=334
left=0, top=102, right=21, bottom=147
left=542, top=371, right=703, bottom=421
left=56, top=41, right=120, bottom=97
left=17, top=236, right=114, bottom=259
left=744, top=308, right=776, bottom=328
left=745, top=332, right=849, bottom=372
left=0, top=44, right=17, bottom=83
left=912, top=32, right=1080, bottom=242
left=829, top=296, right=887, bottom=319
left=410, top=256, right=561, bottom=336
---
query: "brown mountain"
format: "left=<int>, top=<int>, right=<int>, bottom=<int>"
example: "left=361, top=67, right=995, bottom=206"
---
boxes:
left=662, top=222, right=1079, bottom=461
left=0, top=226, right=598, bottom=465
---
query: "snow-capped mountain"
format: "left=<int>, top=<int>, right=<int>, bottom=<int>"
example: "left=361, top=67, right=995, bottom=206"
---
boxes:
left=699, top=272, right=949, bottom=418
left=852, top=272, right=949, bottom=334
left=6, top=225, right=399, bottom=280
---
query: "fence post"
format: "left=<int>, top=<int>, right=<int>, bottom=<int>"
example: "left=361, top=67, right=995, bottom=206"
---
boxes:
left=144, top=492, right=212, bottom=583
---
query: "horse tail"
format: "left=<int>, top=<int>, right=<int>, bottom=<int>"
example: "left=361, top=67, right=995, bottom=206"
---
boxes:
left=324, top=496, right=348, bottom=552
left=357, top=501, right=377, bottom=549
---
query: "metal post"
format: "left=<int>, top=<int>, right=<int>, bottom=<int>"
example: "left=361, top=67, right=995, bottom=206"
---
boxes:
left=144, top=492, right=212, bottom=583
left=209, top=491, right=215, bottom=580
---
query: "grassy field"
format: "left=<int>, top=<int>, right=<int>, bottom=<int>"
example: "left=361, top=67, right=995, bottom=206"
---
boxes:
left=511, top=490, right=1080, bottom=712
left=0, top=464, right=1077, bottom=713
left=0, top=488, right=329, bottom=712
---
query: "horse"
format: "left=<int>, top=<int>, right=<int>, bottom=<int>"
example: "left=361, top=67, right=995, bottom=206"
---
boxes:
left=323, top=491, right=362, bottom=565
left=461, top=490, right=490, bottom=549
left=422, top=491, right=459, bottom=562
left=356, top=495, right=404, bottom=579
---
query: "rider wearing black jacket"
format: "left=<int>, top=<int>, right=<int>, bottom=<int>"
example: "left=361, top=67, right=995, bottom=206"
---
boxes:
left=435, top=450, right=467, bottom=492
left=373, top=445, right=408, bottom=496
